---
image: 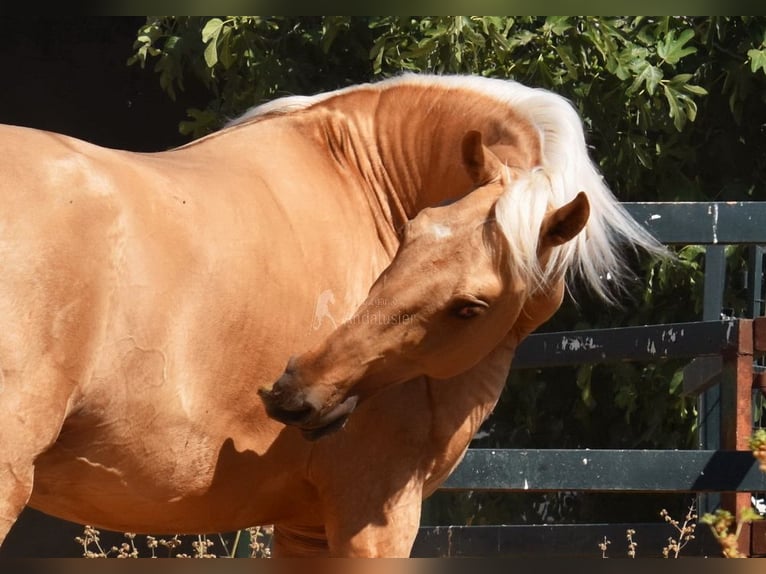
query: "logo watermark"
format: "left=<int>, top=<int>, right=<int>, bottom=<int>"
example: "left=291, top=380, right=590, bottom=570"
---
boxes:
left=312, top=289, right=338, bottom=331
left=347, top=296, right=415, bottom=326
left=312, top=291, right=415, bottom=331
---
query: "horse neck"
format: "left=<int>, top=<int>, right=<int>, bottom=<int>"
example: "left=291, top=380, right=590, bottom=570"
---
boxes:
left=309, top=84, right=543, bottom=231
left=426, top=336, right=516, bottom=446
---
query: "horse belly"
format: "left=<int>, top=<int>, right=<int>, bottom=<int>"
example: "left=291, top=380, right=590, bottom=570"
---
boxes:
left=30, top=414, right=314, bottom=534
left=29, top=409, right=210, bottom=522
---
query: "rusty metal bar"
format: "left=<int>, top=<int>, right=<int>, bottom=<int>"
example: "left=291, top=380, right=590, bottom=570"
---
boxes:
left=718, top=319, right=755, bottom=556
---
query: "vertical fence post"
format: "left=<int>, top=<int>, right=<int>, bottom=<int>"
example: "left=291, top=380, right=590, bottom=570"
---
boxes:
left=698, top=245, right=727, bottom=517
left=719, top=319, right=754, bottom=556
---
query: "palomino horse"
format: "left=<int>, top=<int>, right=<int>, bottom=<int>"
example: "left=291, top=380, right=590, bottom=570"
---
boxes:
left=0, top=74, right=660, bottom=557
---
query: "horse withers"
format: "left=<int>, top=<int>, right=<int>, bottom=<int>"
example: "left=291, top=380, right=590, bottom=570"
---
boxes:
left=0, top=74, right=661, bottom=557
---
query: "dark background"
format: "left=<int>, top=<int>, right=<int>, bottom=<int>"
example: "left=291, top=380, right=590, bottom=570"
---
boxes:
left=0, top=17, right=196, bottom=151
left=0, top=17, right=203, bottom=558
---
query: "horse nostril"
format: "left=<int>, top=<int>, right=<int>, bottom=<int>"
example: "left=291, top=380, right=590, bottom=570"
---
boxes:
left=259, top=369, right=296, bottom=402
left=259, top=376, right=319, bottom=426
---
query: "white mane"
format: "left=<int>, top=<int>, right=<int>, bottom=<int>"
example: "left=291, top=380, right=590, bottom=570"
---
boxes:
left=229, top=74, right=664, bottom=301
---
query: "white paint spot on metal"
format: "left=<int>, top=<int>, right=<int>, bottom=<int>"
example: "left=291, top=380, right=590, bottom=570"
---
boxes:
left=663, top=328, right=677, bottom=343
left=650, top=214, right=661, bottom=221
left=708, top=203, right=719, bottom=244
left=582, top=458, right=589, bottom=465
left=524, top=478, right=529, bottom=490
left=560, top=336, right=603, bottom=352
left=431, top=223, right=452, bottom=239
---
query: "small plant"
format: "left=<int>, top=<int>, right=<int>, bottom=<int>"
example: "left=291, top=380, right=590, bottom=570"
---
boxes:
left=75, top=528, right=140, bottom=558
left=190, top=535, right=216, bottom=558
left=660, top=505, right=697, bottom=558
left=598, top=535, right=611, bottom=558
left=245, top=526, right=273, bottom=558
left=157, top=534, right=184, bottom=557
left=598, top=528, right=637, bottom=558
left=75, top=526, right=231, bottom=558
left=749, top=428, right=766, bottom=472
left=75, top=525, right=110, bottom=558
left=75, top=527, right=261, bottom=558
left=626, top=528, right=637, bottom=558
left=116, top=532, right=139, bottom=558
left=599, top=505, right=697, bottom=558
left=700, top=508, right=762, bottom=558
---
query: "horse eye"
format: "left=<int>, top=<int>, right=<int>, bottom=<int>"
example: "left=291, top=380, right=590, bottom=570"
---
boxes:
left=451, top=299, right=489, bottom=319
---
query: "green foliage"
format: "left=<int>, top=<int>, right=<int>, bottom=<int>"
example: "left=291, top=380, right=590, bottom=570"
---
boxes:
left=131, top=17, right=766, bottom=525
left=129, top=17, right=375, bottom=137
left=700, top=507, right=762, bottom=558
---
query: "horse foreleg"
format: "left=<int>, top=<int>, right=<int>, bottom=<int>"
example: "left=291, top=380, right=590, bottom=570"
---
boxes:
left=0, top=463, right=33, bottom=544
left=323, top=484, right=423, bottom=557
left=0, top=367, right=74, bottom=546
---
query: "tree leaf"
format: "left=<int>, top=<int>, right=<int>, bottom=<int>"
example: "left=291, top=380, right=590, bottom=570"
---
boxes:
left=669, top=369, right=684, bottom=394
left=663, top=83, right=685, bottom=131
left=219, top=28, right=234, bottom=69
left=629, top=62, right=663, bottom=96
left=682, top=83, right=708, bottom=96
left=543, top=16, right=572, bottom=36
left=748, top=48, right=766, bottom=74
left=201, top=18, right=224, bottom=43
left=657, top=28, right=697, bottom=65
left=204, top=38, right=218, bottom=68
left=201, top=18, right=226, bottom=69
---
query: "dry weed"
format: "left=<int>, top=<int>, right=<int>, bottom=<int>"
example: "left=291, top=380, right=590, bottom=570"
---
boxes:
left=76, top=526, right=273, bottom=558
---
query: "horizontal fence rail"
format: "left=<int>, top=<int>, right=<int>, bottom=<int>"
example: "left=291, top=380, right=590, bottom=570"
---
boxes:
left=624, top=201, right=766, bottom=245
left=443, top=449, right=766, bottom=493
left=512, top=320, right=741, bottom=369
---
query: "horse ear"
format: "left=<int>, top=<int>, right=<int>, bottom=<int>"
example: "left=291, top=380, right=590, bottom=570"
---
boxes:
left=539, top=192, right=590, bottom=248
left=461, top=130, right=502, bottom=186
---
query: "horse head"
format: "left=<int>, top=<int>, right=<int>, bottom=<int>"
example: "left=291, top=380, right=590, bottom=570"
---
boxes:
left=259, top=130, right=589, bottom=440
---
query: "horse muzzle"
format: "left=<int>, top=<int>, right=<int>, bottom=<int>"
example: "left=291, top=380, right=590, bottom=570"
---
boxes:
left=258, top=371, right=359, bottom=441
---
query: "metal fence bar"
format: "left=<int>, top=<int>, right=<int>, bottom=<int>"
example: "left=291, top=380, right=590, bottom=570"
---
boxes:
left=697, top=245, right=728, bottom=516
left=442, top=449, right=766, bottom=493
left=624, top=202, right=766, bottom=245
left=512, top=319, right=740, bottom=369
